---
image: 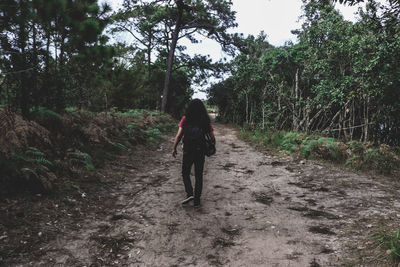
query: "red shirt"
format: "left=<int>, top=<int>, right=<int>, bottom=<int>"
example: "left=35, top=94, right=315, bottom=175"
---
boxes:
left=178, top=116, right=214, bottom=132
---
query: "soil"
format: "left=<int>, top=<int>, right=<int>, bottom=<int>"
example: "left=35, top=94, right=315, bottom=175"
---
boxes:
left=1, top=123, right=400, bottom=266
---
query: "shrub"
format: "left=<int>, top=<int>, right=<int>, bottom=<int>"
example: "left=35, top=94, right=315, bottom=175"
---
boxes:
left=348, top=140, right=364, bottom=155
left=270, top=131, right=285, bottom=147
left=238, top=127, right=399, bottom=174
left=300, top=139, right=320, bottom=158
left=364, top=146, right=396, bottom=174
left=281, top=132, right=301, bottom=152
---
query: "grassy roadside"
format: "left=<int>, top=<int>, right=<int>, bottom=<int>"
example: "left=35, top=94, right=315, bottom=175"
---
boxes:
left=238, top=128, right=400, bottom=175
left=0, top=108, right=176, bottom=195
left=238, top=127, right=400, bottom=265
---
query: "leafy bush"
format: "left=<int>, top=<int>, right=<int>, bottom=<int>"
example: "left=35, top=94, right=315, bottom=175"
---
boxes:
left=364, top=147, right=396, bottom=174
left=348, top=140, right=364, bottom=155
left=270, top=131, right=285, bottom=147
left=0, top=108, right=175, bottom=193
left=300, top=139, right=320, bottom=158
left=239, top=128, right=399, bottom=174
left=281, top=132, right=301, bottom=152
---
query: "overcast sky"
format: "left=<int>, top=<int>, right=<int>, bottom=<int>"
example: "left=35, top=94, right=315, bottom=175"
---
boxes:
left=102, top=0, right=374, bottom=98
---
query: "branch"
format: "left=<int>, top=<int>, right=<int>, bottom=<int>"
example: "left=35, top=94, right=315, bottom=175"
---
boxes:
left=173, top=64, right=190, bottom=71
left=178, top=29, right=197, bottom=40
left=322, top=99, right=352, bottom=132
left=326, top=122, right=374, bottom=132
left=115, top=24, right=147, bottom=46
left=1, top=67, right=36, bottom=76
left=181, top=22, right=215, bottom=30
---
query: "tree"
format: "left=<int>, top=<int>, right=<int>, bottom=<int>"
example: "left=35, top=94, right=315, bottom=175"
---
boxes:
left=119, top=0, right=237, bottom=113
left=160, top=0, right=237, bottom=112
left=0, top=0, right=113, bottom=115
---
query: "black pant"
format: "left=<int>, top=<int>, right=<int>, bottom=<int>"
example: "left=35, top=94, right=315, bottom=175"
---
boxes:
left=182, top=151, right=205, bottom=200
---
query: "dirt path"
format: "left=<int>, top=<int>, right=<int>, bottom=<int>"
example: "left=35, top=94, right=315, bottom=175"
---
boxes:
left=3, top=123, right=400, bottom=266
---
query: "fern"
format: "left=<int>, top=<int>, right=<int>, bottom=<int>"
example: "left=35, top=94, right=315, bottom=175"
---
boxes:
left=109, top=141, right=128, bottom=151
left=9, top=147, right=53, bottom=181
left=67, top=152, right=95, bottom=171
left=126, top=122, right=136, bottom=138
left=65, top=107, right=78, bottom=113
left=30, top=106, right=61, bottom=119
left=117, top=109, right=144, bottom=118
left=20, top=167, right=37, bottom=181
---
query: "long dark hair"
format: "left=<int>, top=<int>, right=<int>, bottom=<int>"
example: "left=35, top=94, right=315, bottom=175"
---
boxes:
left=184, top=99, right=211, bottom=132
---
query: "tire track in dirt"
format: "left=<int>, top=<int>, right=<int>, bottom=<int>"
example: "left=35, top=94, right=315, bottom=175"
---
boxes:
left=15, top=123, right=400, bottom=266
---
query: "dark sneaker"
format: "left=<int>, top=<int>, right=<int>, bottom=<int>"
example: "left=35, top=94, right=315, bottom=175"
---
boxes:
left=194, top=199, right=201, bottom=208
left=181, top=196, right=194, bottom=204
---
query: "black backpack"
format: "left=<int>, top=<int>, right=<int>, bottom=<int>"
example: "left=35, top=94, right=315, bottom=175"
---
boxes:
left=183, top=124, right=206, bottom=153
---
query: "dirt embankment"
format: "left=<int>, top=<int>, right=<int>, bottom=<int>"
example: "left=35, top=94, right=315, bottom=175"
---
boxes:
left=1, top=122, right=400, bottom=266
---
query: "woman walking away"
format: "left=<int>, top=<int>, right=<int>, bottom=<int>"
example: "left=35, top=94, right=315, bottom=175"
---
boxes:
left=172, top=99, right=215, bottom=207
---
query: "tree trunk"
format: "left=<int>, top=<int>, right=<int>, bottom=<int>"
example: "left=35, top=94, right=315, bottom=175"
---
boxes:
left=245, top=91, right=249, bottom=124
left=147, top=30, right=152, bottom=74
left=293, top=68, right=299, bottom=130
left=18, top=0, right=29, bottom=118
left=161, top=0, right=184, bottom=113
left=262, top=86, right=266, bottom=129
left=364, top=96, right=369, bottom=142
left=45, top=24, right=51, bottom=108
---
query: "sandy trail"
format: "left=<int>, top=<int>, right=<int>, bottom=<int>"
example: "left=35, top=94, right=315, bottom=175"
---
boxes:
left=5, top=123, right=400, bottom=266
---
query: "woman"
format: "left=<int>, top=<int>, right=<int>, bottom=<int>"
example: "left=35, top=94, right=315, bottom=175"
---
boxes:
left=172, top=99, right=215, bottom=207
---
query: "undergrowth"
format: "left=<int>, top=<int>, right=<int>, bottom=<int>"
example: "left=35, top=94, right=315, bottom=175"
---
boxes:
left=239, top=128, right=400, bottom=175
left=375, top=228, right=400, bottom=264
left=0, top=108, right=175, bottom=194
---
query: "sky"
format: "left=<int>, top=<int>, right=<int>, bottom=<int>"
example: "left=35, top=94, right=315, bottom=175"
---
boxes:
left=102, top=0, right=372, bottom=99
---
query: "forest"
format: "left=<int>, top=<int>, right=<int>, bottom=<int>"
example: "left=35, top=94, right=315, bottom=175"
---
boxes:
left=2, top=0, right=400, bottom=142
left=1, top=0, right=400, bottom=182
left=209, top=1, right=400, bottom=146
left=1, top=0, right=400, bottom=265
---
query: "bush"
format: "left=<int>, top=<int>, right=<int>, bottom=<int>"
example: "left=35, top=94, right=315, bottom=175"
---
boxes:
left=239, top=127, right=399, bottom=174
left=0, top=108, right=176, bottom=194
left=364, top=146, right=397, bottom=174
left=281, top=132, right=301, bottom=152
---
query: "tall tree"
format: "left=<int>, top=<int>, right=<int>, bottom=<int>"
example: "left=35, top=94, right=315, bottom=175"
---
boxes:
left=119, top=0, right=237, bottom=112
left=160, top=0, right=236, bottom=112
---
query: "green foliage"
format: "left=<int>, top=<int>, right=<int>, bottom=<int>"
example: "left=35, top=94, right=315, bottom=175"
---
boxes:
left=299, top=137, right=346, bottom=162
left=209, top=1, right=400, bottom=146
left=345, top=155, right=361, bottom=167
left=240, top=127, right=399, bottom=174
left=117, top=109, right=145, bottom=118
left=364, top=147, right=395, bottom=174
left=108, top=142, right=129, bottom=151
left=376, top=228, right=400, bottom=264
left=65, top=107, right=78, bottom=113
left=11, top=147, right=53, bottom=180
left=0, top=0, right=113, bottom=115
left=142, top=127, right=162, bottom=143
left=30, top=107, right=61, bottom=119
left=126, top=122, right=137, bottom=138
left=67, top=152, right=95, bottom=171
left=348, top=141, right=364, bottom=155
left=281, top=132, right=301, bottom=152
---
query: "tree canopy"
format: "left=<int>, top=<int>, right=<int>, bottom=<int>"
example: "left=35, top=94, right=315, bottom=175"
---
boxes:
left=209, top=0, right=400, bottom=145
